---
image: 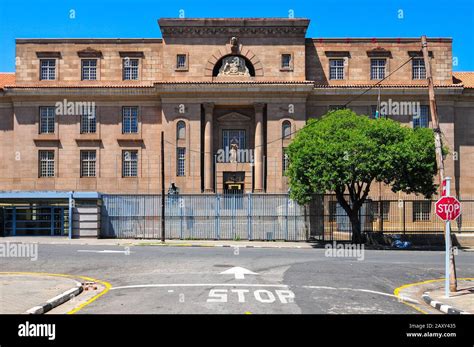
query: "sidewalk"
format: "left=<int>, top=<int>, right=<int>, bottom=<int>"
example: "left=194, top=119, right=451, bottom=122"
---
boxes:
left=395, top=279, right=474, bottom=314
left=0, top=273, right=82, bottom=314
left=0, top=236, right=315, bottom=249
left=423, top=281, right=474, bottom=314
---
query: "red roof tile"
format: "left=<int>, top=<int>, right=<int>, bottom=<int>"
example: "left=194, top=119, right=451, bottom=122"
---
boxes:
left=453, top=72, right=474, bottom=88
left=0, top=73, right=15, bottom=89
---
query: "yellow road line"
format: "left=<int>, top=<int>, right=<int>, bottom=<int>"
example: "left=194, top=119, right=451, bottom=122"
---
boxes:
left=393, top=277, right=474, bottom=314
left=0, top=271, right=111, bottom=314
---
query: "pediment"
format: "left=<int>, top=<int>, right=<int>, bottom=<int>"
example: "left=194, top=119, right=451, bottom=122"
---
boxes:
left=217, top=112, right=251, bottom=122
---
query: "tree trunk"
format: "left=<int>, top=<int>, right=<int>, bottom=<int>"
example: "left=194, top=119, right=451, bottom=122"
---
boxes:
left=348, top=211, right=362, bottom=244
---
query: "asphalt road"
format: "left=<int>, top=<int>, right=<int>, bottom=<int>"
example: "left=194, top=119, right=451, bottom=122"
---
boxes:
left=2, top=244, right=474, bottom=314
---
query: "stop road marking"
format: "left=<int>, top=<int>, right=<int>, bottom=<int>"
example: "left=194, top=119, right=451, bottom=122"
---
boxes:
left=207, top=289, right=295, bottom=304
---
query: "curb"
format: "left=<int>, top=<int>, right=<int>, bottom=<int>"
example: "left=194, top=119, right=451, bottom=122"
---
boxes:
left=26, top=281, right=83, bottom=314
left=422, top=292, right=471, bottom=315
left=136, top=242, right=306, bottom=249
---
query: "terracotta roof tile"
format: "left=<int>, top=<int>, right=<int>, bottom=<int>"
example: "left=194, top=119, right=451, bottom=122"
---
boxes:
left=0, top=73, right=15, bottom=89
left=453, top=72, right=474, bottom=88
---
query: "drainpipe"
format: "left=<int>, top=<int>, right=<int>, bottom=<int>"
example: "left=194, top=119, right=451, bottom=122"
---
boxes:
left=68, top=191, right=73, bottom=239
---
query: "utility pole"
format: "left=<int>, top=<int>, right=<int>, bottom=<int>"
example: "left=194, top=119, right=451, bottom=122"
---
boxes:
left=161, top=131, right=165, bottom=243
left=421, top=35, right=457, bottom=292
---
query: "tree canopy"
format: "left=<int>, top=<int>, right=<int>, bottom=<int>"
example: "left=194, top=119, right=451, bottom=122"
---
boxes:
left=286, top=109, right=438, bottom=242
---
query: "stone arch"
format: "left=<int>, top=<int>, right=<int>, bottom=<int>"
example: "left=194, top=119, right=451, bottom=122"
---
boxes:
left=205, top=45, right=264, bottom=77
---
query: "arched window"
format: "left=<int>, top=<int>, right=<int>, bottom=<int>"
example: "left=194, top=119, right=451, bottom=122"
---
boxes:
left=282, top=121, right=292, bottom=139
left=177, top=121, right=186, bottom=140
left=212, top=55, right=256, bottom=77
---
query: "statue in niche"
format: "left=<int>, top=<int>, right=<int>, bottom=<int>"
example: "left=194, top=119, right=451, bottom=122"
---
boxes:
left=229, top=138, right=239, bottom=163
left=218, top=56, right=250, bottom=77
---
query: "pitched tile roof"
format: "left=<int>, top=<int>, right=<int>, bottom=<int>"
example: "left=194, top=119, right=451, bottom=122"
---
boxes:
left=0, top=73, right=15, bottom=89
left=453, top=72, right=474, bottom=88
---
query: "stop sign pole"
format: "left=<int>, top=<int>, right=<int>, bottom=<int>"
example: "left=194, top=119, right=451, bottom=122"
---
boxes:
left=437, top=177, right=458, bottom=297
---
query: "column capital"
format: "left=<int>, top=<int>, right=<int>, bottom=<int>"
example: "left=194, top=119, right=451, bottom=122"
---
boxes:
left=254, top=103, right=265, bottom=113
left=203, top=102, right=215, bottom=114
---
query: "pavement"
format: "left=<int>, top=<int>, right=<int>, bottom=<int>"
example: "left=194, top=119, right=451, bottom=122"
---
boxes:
left=0, top=273, right=82, bottom=314
left=423, top=280, right=474, bottom=314
left=0, top=242, right=473, bottom=314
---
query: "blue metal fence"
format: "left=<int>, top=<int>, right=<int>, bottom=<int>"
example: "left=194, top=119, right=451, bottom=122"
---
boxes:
left=101, top=194, right=308, bottom=241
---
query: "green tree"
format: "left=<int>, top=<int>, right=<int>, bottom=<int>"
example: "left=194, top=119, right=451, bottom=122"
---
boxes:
left=286, top=109, right=438, bottom=243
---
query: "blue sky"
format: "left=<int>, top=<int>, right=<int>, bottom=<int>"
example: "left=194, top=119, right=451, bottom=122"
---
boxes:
left=0, top=0, right=473, bottom=72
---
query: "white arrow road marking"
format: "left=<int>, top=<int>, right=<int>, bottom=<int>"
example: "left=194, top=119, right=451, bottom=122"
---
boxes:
left=77, top=250, right=131, bottom=254
left=220, top=267, right=258, bottom=280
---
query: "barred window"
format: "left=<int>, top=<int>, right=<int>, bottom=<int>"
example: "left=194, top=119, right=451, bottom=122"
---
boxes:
left=371, top=59, right=386, bottom=80
left=413, top=105, right=429, bottom=128
left=122, top=58, right=139, bottom=80
left=122, top=107, right=138, bottom=133
left=329, top=59, right=344, bottom=80
left=176, top=147, right=186, bottom=177
left=80, top=106, right=97, bottom=133
left=372, top=201, right=390, bottom=221
left=40, top=59, right=56, bottom=80
left=39, top=106, right=55, bottom=134
left=413, top=201, right=431, bottom=221
left=176, top=54, right=187, bottom=69
left=80, top=150, right=96, bottom=177
left=122, top=150, right=138, bottom=177
left=281, top=54, right=292, bottom=69
left=328, top=201, right=338, bottom=222
left=282, top=121, right=291, bottom=139
left=39, top=150, right=55, bottom=177
left=282, top=148, right=289, bottom=175
left=412, top=58, right=426, bottom=80
left=81, top=59, right=97, bottom=80
left=177, top=121, right=186, bottom=140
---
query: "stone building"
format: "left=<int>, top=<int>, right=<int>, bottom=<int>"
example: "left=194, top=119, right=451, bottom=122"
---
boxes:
left=0, top=17, right=473, bottom=198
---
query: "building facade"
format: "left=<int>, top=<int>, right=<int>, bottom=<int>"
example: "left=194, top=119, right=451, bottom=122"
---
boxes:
left=0, top=17, right=473, bottom=198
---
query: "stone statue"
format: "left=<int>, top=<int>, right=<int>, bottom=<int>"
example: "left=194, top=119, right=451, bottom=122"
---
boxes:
left=230, top=36, right=239, bottom=53
left=229, top=142, right=238, bottom=163
left=218, top=56, right=250, bottom=77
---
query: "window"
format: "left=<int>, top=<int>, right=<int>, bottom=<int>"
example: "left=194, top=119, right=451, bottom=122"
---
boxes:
left=40, top=59, right=56, bottom=80
left=412, top=58, right=426, bottom=80
left=177, top=147, right=186, bottom=177
left=371, top=59, right=386, bottom=80
left=177, top=121, right=186, bottom=140
left=80, top=106, right=97, bottom=133
left=39, top=150, right=54, bottom=177
left=282, top=148, right=289, bottom=175
left=39, top=107, right=55, bottom=134
left=413, top=201, right=431, bottom=221
left=122, top=58, right=139, bottom=80
left=122, top=107, right=138, bottom=133
left=281, top=54, right=292, bottom=69
left=81, top=59, right=97, bottom=80
left=282, top=121, right=291, bottom=139
left=176, top=54, right=187, bottom=69
left=80, top=150, right=96, bottom=177
left=222, top=130, right=246, bottom=163
left=413, top=105, right=429, bottom=128
left=122, top=150, right=138, bottom=177
left=329, top=59, right=344, bottom=80
left=372, top=201, right=390, bottom=221
left=328, top=201, right=338, bottom=222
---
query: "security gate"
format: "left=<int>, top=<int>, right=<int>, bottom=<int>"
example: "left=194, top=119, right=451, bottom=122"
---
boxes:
left=2, top=206, right=67, bottom=236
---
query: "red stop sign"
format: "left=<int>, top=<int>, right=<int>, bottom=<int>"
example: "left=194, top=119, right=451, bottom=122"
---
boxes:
left=435, top=197, right=461, bottom=221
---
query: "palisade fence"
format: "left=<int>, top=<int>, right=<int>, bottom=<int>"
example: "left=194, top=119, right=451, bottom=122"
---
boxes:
left=100, top=194, right=474, bottom=241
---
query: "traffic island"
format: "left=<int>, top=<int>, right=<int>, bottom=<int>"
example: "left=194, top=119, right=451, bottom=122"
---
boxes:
left=0, top=273, right=83, bottom=314
left=422, top=280, right=474, bottom=314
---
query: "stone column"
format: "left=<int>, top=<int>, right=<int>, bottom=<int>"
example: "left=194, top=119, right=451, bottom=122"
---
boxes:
left=254, top=103, right=265, bottom=192
left=203, top=103, right=214, bottom=192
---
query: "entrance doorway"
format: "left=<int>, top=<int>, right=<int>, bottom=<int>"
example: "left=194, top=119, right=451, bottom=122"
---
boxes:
left=223, top=172, right=245, bottom=194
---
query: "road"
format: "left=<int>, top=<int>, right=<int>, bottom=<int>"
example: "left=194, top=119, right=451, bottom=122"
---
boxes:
left=2, top=244, right=473, bottom=314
